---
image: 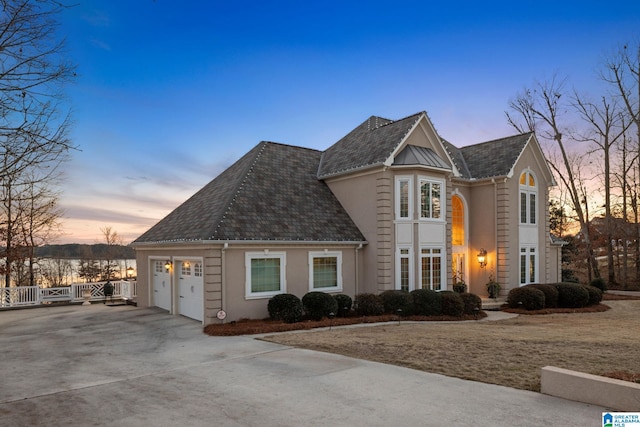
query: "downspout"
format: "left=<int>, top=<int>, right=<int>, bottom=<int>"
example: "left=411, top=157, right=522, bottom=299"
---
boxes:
left=492, top=178, right=499, bottom=283
left=221, top=242, right=228, bottom=322
left=355, top=243, right=363, bottom=296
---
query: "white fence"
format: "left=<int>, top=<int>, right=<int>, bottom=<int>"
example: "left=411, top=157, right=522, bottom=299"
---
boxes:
left=0, top=280, right=137, bottom=308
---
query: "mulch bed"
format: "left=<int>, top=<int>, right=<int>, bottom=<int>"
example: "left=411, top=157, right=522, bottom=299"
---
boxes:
left=203, top=312, right=487, bottom=336
left=203, top=292, right=640, bottom=336
left=602, top=371, right=640, bottom=383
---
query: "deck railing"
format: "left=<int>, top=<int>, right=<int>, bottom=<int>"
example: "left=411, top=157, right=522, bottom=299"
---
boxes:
left=0, top=280, right=137, bottom=308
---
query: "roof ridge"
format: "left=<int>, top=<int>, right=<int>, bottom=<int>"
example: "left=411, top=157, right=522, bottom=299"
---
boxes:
left=209, top=142, right=268, bottom=239
left=465, top=131, right=533, bottom=148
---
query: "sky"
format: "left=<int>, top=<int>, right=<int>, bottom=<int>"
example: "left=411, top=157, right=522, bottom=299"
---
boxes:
left=54, top=0, right=640, bottom=244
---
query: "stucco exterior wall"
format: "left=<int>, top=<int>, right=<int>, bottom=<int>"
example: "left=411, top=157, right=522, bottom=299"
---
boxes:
left=222, top=245, right=359, bottom=322
left=325, top=169, right=387, bottom=292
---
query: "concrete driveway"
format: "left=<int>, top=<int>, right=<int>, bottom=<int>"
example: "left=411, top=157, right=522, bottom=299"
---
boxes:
left=0, top=304, right=606, bottom=426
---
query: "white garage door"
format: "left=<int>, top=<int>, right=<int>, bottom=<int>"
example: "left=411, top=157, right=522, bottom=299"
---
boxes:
left=178, top=260, right=204, bottom=322
left=152, top=260, right=172, bottom=312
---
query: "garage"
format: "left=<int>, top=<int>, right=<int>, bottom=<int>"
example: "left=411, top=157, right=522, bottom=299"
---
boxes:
left=152, top=259, right=172, bottom=312
left=177, top=260, right=204, bottom=322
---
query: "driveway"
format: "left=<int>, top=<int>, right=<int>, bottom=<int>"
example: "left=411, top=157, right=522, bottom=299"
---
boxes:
left=0, top=304, right=606, bottom=426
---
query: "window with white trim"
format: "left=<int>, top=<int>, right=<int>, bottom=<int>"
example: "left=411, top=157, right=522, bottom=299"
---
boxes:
left=419, top=178, right=443, bottom=219
left=245, top=252, right=286, bottom=298
left=395, top=177, right=413, bottom=220
left=520, top=246, right=537, bottom=285
left=397, top=247, right=412, bottom=291
left=519, top=171, right=537, bottom=225
left=194, top=262, right=203, bottom=277
left=309, top=251, right=342, bottom=291
left=420, top=247, right=443, bottom=290
left=155, top=261, right=163, bottom=273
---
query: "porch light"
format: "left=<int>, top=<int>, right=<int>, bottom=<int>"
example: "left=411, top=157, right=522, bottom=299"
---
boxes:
left=164, top=261, right=172, bottom=272
left=126, top=266, right=134, bottom=279
left=477, top=249, right=487, bottom=269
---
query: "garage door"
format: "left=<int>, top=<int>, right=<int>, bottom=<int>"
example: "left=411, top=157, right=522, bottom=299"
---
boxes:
left=152, top=260, right=172, bottom=312
left=178, top=260, right=203, bottom=322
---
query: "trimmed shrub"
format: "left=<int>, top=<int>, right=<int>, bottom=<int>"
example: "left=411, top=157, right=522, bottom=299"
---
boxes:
left=333, top=294, right=353, bottom=317
left=380, top=290, right=414, bottom=316
left=302, top=291, right=338, bottom=321
left=440, top=291, right=464, bottom=317
left=267, top=293, right=303, bottom=323
left=507, top=287, right=545, bottom=310
left=555, top=282, right=590, bottom=308
left=582, top=284, right=603, bottom=306
left=589, top=277, right=607, bottom=292
left=459, top=293, right=482, bottom=315
left=527, top=284, right=559, bottom=308
left=354, top=293, right=384, bottom=316
left=411, top=289, right=442, bottom=316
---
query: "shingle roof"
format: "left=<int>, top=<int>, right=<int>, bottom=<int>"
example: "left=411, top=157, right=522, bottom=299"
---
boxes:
left=318, top=112, right=423, bottom=178
left=133, top=142, right=366, bottom=244
left=444, top=133, right=532, bottom=180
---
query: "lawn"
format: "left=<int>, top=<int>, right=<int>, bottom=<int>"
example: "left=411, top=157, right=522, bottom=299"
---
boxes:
left=259, top=299, right=640, bottom=392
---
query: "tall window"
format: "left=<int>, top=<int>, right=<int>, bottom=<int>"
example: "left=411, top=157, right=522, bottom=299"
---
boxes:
left=397, top=247, right=412, bottom=291
left=246, top=252, right=286, bottom=298
left=420, top=178, right=442, bottom=219
left=309, top=252, right=342, bottom=291
left=396, top=177, right=412, bottom=219
left=420, top=248, right=443, bottom=290
left=452, top=195, right=464, bottom=246
left=520, top=246, right=536, bottom=285
left=519, top=171, right=537, bottom=224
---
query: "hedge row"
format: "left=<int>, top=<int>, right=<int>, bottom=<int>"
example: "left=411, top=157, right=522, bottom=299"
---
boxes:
left=268, top=289, right=483, bottom=322
left=507, top=282, right=603, bottom=311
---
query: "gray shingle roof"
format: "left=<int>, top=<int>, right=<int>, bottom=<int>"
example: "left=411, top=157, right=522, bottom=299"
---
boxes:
left=133, top=142, right=366, bottom=244
left=444, top=133, right=532, bottom=180
left=318, top=113, right=423, bottom=178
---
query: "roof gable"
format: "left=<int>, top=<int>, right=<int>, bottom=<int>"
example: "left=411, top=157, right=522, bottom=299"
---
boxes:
left=445, top=133, right=533, bottom=180
left=134, top=142, right=366, bottom=244
left=318, top=112, right=423, bottom=178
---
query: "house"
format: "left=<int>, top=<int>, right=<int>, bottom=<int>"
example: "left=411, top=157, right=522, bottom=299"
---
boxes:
left=132, top=111, right=560, bottom=324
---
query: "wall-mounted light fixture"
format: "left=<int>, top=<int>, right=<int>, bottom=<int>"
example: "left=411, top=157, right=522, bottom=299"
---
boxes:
left=183, top=261, right=191, bottom=268
left=164, top=260, right=172, bottom=272
left=477, top=249, right=487, bottom=269
left=126, top=266, right=134, bottom=279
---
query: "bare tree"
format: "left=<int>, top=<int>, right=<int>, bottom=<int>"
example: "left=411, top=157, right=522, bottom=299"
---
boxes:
left=506, top=76, right=602, bottom=280
left=572, top=93, right=630, bottom=285
left=602, top=41, right=640, bottom=284
left=0, top=0, right=76, bottom=287
left=100, top=226, right=123, bottom=280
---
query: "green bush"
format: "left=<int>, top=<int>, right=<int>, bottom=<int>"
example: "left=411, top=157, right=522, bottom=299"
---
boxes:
left=380, top=290, right=414, bottom=316
left=333, top=294, right=353, bottom=317
left=302, top=291, right=339, bottom=321
left=555, top=283, right=590, bottom=308
left=267, top=293, right=303, bottom=323
left=507, top=287, right=545, bottom=310
left=589, top=277, right=607, bottom=292
left=410, top=289, right=442, bottom=316
left=582, top=284, right=603, bottom=306
left=354, top=293, right=384, bottom=316
left=459, top=293, right=482, bottom=315
left=526, top=284, right=559, bottom=308
left=440, top=291, right=464, bottom=317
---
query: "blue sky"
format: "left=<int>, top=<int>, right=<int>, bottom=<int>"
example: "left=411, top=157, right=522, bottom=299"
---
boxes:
left=56, top=0, right=640, bottom=243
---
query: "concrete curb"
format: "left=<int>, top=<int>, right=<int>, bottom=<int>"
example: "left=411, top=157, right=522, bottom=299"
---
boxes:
left=541, top=366, right=640, bottom=411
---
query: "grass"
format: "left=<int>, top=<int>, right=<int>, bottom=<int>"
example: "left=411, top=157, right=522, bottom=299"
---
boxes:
left=259, top=299, right=640, bottom=392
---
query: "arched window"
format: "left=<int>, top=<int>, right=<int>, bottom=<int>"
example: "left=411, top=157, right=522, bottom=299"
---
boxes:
left=519, top=171, right=537, bottom=225
left=452, top=195, right=464, bottom=246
